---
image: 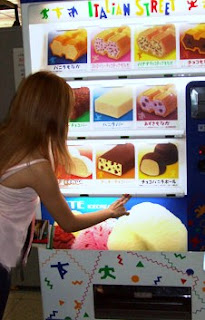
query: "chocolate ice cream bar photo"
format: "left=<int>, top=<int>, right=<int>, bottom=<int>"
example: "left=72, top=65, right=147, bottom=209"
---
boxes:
left=70, top=87, right=90, bottom=122
left=97, top=143, right=135, bottom=179
left=94, top=86, right=133, bottom=121
left=182, top=23, right=205, bottom=55
left=139, top=142, right=178, bottom=178
left=48, top=29, right=87, bottom=65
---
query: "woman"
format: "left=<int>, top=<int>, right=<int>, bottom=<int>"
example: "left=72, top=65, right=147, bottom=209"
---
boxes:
left=0, top=71, right=130, bottom=319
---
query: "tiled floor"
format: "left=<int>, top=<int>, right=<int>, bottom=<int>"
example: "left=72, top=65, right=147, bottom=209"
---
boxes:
left=2, top=288, right=43, bottom=320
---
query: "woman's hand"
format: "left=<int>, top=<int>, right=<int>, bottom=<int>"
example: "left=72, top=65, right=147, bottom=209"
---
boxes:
left=108, top=194, right=131, bottom=218
left=29, top=161, right=131, bottom=232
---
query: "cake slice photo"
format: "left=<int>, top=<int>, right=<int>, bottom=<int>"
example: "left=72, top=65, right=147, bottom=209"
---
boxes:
left=48, top=29, right=87, bottom=65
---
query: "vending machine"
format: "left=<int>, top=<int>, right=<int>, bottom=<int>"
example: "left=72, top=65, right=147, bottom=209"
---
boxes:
left=21, top=0, right=205, bottom=319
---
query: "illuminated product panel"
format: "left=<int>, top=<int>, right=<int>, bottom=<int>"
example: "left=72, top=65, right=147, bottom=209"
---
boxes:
left=67, top=77, right=186, bottom=138
left=56, top=138, right=187, bottom=197
left=22, top=0, right=205, bottom=78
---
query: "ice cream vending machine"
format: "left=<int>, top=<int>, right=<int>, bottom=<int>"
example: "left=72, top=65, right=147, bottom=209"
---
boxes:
left=21, top=0, right=205, bottom=319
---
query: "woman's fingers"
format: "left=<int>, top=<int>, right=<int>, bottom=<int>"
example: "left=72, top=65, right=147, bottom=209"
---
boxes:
left=122, top=193, right=131, bottom=199
left=114, top=195, right=131, bottom=208
left=118, top=194, right=132, bottom=205
left=108, top=194, right=131, bottom=218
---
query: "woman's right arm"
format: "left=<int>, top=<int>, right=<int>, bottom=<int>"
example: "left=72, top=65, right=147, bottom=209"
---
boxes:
left=29, top=161, right=130, bottom=233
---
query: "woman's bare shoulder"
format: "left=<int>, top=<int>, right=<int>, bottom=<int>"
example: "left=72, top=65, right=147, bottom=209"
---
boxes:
left=27, top=159, right=61, bottom=199
left=27, top=159, right=53, bottom=179
left=0, top=157, right=52, bottom=189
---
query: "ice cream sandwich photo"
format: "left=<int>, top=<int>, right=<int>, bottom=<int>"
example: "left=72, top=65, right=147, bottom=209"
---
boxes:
left=93, top=86, right=133, bottom=121
left=96, top=143, right=135, bottom=179
left=135, top=24, right=176, bottom=62
left=48, top=29, right=87, bottom=65
left=180, top=23, right=205, bottom=60
left=137, top=84, right=178, bottom=121
left=91, top=26, right=131, bottom=63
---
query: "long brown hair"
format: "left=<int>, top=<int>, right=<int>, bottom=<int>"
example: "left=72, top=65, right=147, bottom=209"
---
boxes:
left=0, top=71, right=73, bottom=175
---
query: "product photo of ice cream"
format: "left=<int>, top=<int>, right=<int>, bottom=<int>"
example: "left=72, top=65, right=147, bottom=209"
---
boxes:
left=139, top=143, right=178, bottom=177
left=71, top=219, right=116, bottom=250
left=95, top=87, right=133, bottom=119
left=140, top=152, right=167, bottom=176
left=97, top=143, right=135, bottom=177
left=71, top=87, right=90, bottom=121
left=93, top=26, right=131, bottom=60
left=49, top=29, right=87, bottom=63
left=137, top=84, right=177, bottom=118
left=154, top=143, right=178, bottom=165
left=69, top=147, right=93, bottom=178
left=107, top=202, right=187, bottom=251
left=182, top=23, right=205, bottom=55
left=137, top=24, right=176, bottom=58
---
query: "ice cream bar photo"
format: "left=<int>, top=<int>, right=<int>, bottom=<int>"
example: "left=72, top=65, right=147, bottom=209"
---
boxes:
left=71, top=87, right=90, bottom=120
left=98, top=143, right=135, bottom=176
left=95, top=87, right=133, bottom=119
